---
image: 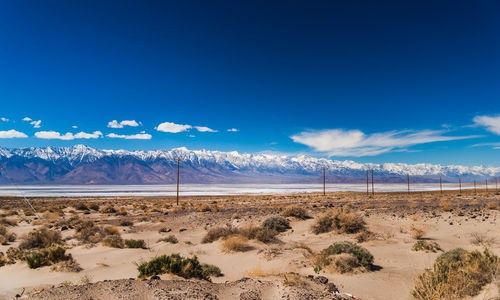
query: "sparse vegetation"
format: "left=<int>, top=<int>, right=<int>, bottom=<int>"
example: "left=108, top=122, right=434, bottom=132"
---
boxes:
left=0, top=225, right=16, bottom=245
left=137, top=254, right=220, bottom=280
left=470, top=232, right=496, bottom=246
left=124, top=239, right=146, bottom=249
left=20, top=227, right=62, bottom=250
left=24, top=245, right=76, bottom=269
left=313, top=241, right=374, bottom=273
left=201, top=226, right=238, bottom=243
left=412, top=248, right=499, bottom=299
left=158, top=235, right=178, bottom=244
left=281, top=206, right=309, bottom=219
left=262, top=216, right=290, bottom=232
left=102, top=235, right=124, bottom=248
left=312, top=208, right=365, bottom=235
left=221, top=235, right=252, bottom=252
left=412, top=240, right=442, bottom=253
left=410, top=224, right=427, bottom=240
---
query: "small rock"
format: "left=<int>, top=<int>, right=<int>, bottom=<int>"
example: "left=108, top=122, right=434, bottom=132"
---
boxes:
left=315, top=276, right=328, bottom=284
left=179, top=228, right=187, bottom=232
left=151, top=275, right=160, bottom=280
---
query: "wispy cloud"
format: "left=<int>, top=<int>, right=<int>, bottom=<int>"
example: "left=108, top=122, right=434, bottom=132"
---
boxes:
left=227, top=128, right=239, bottom=132
left=107, top=120, right=140, bottom=128
left=155, top=122, right=192, bottom=133
left=291, top=129, right=479, bottom=157
left=35, top=131, right=103, bottom=140
left=194, top=126, right=217, bottom=132
left=471, top=142, right=500, bottom=150
left=1, top=117, right=8, bottom=122
left=22, top=117, right=32, bottom=122
left=473, top=114, right=500, bottom=135
left=0, top=130, right=28, bottom=138
left=107, top=132, right=152, bottom=140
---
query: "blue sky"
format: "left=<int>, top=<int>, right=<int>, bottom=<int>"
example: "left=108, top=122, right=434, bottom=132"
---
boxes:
left=0, top=1, right=499, bottom=166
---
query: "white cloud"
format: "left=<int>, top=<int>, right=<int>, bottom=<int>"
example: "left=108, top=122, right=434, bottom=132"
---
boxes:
left=0, top=130, right=28, bottom=138
left=107, top=120, right=140, bottom=128
left=35, top=131, right=103, bottom=140
left=473, top=115, right=500, bottom=135
left=30, top=120, right=42, bottom=128
left=155, top=122, right=192, bottom=133
left=1, top=117, right=9, bottom=122
left=291, top=129, right=478, bottom=157
left=22, top=117, right=32, bottom=122
left=72, top=125, right=78, bottom=129
left=107, top=133, right=152, bottom=140
left=227, top=128, right=239, bottom=132
left=195, top=126, right=217, bottom=132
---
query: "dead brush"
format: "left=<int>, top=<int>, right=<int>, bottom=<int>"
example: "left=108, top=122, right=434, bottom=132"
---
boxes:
left=283, top=272, right=307, bottom=287
left=202, top=225, right=239, bottom=243
left=410, top=224, right=427, bottom=240
left=221, top=235, right=252, bottom=253
left=312, top=208, right=365, bottom=235
left=487, top=202, right=498, bottom=210
left=440, top=200, right=452, bottom=212
left=470, top=232, right=496, bottom=246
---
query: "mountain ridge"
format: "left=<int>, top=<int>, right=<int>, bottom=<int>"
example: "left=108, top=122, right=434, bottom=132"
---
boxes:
left=0, top=145, right=498, bottom=184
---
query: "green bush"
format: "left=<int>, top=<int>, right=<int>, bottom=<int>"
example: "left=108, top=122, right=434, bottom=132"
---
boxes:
left=312, top=209, right=365, bottom=235
left=158, top=235, right=178, bottom=244
left=137, top=254, right=220, bottom=280
left=25, top=245, right=72, bottom=269
left=74, top=221, right=106, bottom=244
left=412, top=248, right=499, bottom=299
left=124, top=239, right=146, bottom=249
left=315, top=241, right=374, bottom=272
left=201, top=226, right=238, bottom=243
left=262, top=216, right=290, bottom=232
left=0, top=252, right=7, bottom=267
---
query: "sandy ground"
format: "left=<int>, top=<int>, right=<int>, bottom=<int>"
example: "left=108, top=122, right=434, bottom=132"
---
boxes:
left=0, top=190, right=499, bottom=300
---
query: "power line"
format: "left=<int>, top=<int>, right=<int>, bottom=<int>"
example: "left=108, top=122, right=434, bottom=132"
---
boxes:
left=0, top=165, right=40, bottom=218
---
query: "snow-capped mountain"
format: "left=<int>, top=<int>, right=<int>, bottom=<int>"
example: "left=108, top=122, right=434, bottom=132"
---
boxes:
left=0, top=145, right=498, bottom=184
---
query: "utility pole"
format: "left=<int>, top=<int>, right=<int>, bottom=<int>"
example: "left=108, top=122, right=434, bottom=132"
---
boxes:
left=175, top=156, right=184, bottom=206
left=474, top=180, right=477, bottom=194
left=496, top=177, right=498, bottom=192
left=407, top=174, right=410, bottom=194
left=440, top=177, right=443, bottom=195
left=322, top=166, right=326, bottom=196
left=371, top=169, right=374, bottom=196
left=459, top=178, right=462, bottom=195
left=486, top=179, right=488, bottom=192
left=366, top=170, right=369, bottom=196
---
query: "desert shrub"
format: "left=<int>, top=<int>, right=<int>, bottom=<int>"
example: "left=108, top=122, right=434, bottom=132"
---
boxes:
left=0, top=217, right=17, bottom=226
left=6, top=247, right=23, bottom=262
left=100, top=205, right=116, bottom=214
left=410, top=224, right=427, bottom=240
left=0, top=225, right=16, bottom=245
left=195, top=203, right=212, bottom=212
left=440, top=200, right=452, bottom=212
left=88, top=203, right=100, bottom=211
left=201, top=264, right=222, bottom=278
left=412, top=240, right=442, bottom=253
left=137, top=254, right=219, bottom=280
left=124, top=239, right=146, bottom=249
left=281, top=206, right=309, bottom=219
left=470, top=232, right=495, bottom=246
left=355, top=230, right=374, bottom=243
left=120, top=220, right=134, bottom=227
left=487, top=202, right=498, bottom=210
left=104, top=226, right=120, bottom=236
left=102, top=235, right=124, bottom=248
left=312, top=208, right=365, bottom=235
left=73, top=202, right=88, bottom=211
left=24, top=245, right=73, bottom=269
left=221, top=236, right=252, bottom=252
left=262, top=216, right=290, bottom=232
left=254, top=227, right=278, bottom=243
left=0, top=252, right=7, bottom=267
left=202, top=226, right=238, bottom=243
left=314, top=241, right=374, bottom=273
left=19, top=227, right=62, bottom=250
left=50, top=259, right=82, bottom=272
left=412, top=248, right=499, bottom=299
left=74, top=221, right=106, bottom=244
left=158, top=235, right=178, bottom=244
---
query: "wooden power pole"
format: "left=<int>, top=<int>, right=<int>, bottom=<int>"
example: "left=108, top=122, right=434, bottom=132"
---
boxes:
left=175, top=156, right=184, bottom=206
left=322, top=166, right=326, bottom=196
left=366, top=170, right=369, bottom=195
left=486, top=179, right=488, bottom=192
left=371, top=169, right=374, bottom=196
left=407, top=174, right=410, bottom=194
left=440, top=177, right=443, bottom=195
left=474, top=180, right=477, bottom=194
left=459, top=178, right=462, bottom=195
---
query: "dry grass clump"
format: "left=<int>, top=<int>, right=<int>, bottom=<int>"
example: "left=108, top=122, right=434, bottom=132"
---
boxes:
left=0, top=225, right=16, bottom=245
left=355, top=229, right=374, bottom=243
left=104, top=226, right=120, bottom=236
left=239, top=224, right=278, bottom=243
left=262, top=216, right=290, bottom=232
left=312, top=208, right=365, bottom=235
left=100, top=205, right=116, bottom=214
left=124, top=239, right=147, bottom=249
left=24, top=245, right=78, bottom=270
left=201, top=226, right=238, bottom=243
left=281, top=206, right=309, bottom=219
left=0, top=252, right=7, bottom=267
left=158, top=235, right=178, bottom=244
left=412, top=240, right=442, bottom=253
left=221, top=235, right=252, bottom=253
left=119, top=220, right=134, bottom=227
left=19, top=227, right=62, bottom=250
left=283, top=272, right=307, bottom=287
left=137, top=254, right=221, bottom=280
left=312, top=241, right=374, bottom=274
left=0, top=217, right=17, bottom=226
left=412, top=248, right=499, bottom=299
left=410, top=224, right=428, bottom=240
left=102, top=235, right=124, bottom=248
left=487, top=202, right=498, bottom=210
left=74, top=221, right=107, bottom=244
left=470, top=232, right=496, bottom=246
left=440, top=200, right=452, bottom=212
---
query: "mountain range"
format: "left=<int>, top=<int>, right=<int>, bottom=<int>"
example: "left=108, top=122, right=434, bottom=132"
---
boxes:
left=0, top=145, right=498, bottom=184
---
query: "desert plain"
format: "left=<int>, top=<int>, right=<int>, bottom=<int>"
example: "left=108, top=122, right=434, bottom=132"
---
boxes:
left=0, top=189, right=499, bottom=300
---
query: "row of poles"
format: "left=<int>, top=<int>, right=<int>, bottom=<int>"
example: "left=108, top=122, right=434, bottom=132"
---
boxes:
left=320, top=167, right=499, bottom=196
